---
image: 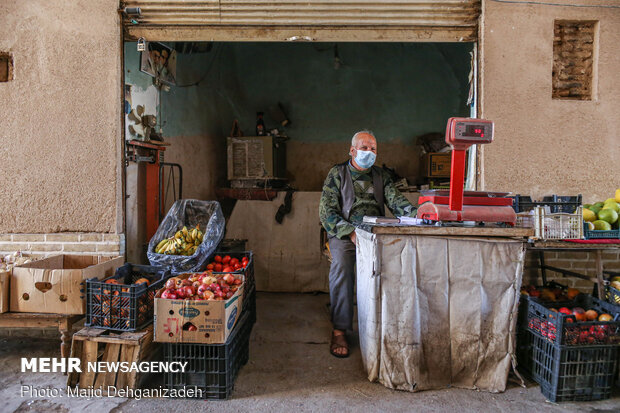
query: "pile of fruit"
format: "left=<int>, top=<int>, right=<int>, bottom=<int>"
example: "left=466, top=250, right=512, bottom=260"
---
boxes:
left=205, top=254, right=249, bottom=273
left=154, top=225, right=204, bottom=256
left=582, top=190, right=620, bottom=231
left=91, top=276, right=153, bottom=329
left=520, top=284, right=580, bottom=302
left=158, top=272, right=243, bottom=301
left=528, top=304, right=618, bottom=345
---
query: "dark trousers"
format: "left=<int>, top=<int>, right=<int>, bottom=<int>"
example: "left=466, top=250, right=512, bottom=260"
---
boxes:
left=328, top=236, right=356, bottom=331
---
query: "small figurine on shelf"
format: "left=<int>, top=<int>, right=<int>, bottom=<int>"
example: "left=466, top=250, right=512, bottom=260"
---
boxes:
left=256, top=112, right=266, bottom=136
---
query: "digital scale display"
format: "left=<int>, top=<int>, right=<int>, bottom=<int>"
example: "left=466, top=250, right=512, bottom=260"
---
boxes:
left=463, top=125, right=485, bottom=138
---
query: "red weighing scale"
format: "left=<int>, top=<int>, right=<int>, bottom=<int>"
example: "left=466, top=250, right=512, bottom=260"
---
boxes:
left=416, top=117, right=517, bottom=226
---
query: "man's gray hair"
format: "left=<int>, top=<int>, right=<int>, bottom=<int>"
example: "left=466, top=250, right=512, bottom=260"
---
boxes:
left=351, top=130, right=376, bottom=146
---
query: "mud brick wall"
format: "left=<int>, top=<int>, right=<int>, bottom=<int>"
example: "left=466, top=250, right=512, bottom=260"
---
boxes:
left=523, top=249, right=620, bottom=292
left=552, top=21, right=596, bottom=100
left=0, top=233, right=124, bottom=256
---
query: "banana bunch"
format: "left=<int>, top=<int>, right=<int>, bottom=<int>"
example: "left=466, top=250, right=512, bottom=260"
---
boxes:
left=154, top=225, right=204, bottom=256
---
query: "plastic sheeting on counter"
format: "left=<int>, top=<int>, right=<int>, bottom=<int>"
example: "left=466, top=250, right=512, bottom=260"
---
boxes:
left=356, top=229, right=525, bottom=393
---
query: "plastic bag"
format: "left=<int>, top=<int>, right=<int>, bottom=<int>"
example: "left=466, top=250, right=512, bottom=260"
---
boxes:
left=147, top=199, right=225, bottom=274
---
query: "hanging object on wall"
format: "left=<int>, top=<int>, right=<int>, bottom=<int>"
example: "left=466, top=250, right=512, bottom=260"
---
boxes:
left=137, top=37, right=146, bottom=52
left=269, top=102, right=290, bottom=127
left=140, top=41, right=177, bottom=87
left=128, top=105, right=157, bottom=141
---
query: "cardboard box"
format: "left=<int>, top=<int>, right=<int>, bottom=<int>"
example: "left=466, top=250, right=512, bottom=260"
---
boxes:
left=154, top=274, right=244, bottom=344
left=0, top=270, right=9, bottom=313
left=11, top=255, right=124, bottom=314
left=421, top=152, right=452, bottom=178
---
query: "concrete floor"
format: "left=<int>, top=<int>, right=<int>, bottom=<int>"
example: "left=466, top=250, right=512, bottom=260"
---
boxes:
left=0, top=292, right=619, bottom=413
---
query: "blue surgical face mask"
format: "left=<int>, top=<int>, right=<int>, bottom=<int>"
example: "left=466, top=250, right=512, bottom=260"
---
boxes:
left=354, top=149, right=376, bottom=169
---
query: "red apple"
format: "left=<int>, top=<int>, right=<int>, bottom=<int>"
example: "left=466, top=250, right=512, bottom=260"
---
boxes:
left=203, top=290, right=215, bottom=300
left=558, top=307, right=571, bottom=315
left=161, top=289, right=178, bottom=300
left=182, top=285, right=195, bottom=298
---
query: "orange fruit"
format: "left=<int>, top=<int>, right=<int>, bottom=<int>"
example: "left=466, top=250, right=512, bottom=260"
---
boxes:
left=598, top=313, right=613, bottom=322
left=566, top=288, right=580, bottom=300
left=585, top=310, right=598, bottom=321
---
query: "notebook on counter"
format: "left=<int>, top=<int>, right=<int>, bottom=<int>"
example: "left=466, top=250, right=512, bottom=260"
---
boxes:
left=362, top=216, right=425, bottom=226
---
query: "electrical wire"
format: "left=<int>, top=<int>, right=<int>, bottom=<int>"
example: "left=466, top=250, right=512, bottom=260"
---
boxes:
left=490, top=0, right=620, bottom=8
left=175, top=44, right=223, bottom=88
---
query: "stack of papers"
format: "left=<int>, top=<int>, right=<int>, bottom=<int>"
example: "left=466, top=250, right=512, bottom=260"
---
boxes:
left=362, top=216, right=425, bottom=226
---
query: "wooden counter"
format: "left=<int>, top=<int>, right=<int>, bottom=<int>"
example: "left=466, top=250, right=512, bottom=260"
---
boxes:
left=368, top=225, right=534, bottom=238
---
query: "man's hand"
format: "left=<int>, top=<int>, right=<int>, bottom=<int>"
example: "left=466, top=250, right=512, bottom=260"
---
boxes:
left=349, top=231, right=357, bottom=245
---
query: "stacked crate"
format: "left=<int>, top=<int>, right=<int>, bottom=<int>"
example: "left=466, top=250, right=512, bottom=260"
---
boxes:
left=517, top=293, right=620, bottom=402
left=162, top=250, right=256, bottom=400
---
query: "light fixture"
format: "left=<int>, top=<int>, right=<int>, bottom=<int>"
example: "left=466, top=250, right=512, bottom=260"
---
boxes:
left=123, top=7, right=141, bottom=24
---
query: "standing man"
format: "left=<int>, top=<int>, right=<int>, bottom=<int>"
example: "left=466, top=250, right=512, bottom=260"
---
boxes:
left=319, top=131, right=417, bottom=358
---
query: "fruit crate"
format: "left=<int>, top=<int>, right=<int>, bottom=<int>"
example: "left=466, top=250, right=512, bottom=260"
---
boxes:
left=86, top=264, right=169, bottom=332
left=532, top=206, right=583, bottom=240
left=525, top=294, right=620, bottom=346
left=583, top=222, right=620, bottom=240
left=164, top=305, right=253, bottom=399
left=511, top=194, right=582, bottom=214
left=210, top=251, right=255, bottom=314
left=518, top=282, right=570, bottom=329
left=517, top=328, right=619, bottom=403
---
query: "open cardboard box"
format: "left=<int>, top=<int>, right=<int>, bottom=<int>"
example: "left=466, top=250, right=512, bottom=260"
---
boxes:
left=154, top=273, right=244, bottom=344
left=11, top=255, right=123, bottom=314
left=0, top=270, right=9, bottom=313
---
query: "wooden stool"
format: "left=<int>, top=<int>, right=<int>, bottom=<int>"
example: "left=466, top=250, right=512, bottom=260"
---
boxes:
left=0, top=312, right=83, bottom=358
left=67, top=325, right=159, bottom=391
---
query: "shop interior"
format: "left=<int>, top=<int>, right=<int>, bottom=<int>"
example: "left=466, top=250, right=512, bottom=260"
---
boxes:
left=124, top=40, right=475, bottom=279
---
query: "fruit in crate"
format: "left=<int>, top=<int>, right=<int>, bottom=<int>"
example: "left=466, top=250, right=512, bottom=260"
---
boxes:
left=597, top=208, right=618, bottom=225
left=154, top=225, right=204, bottom=256
left=157, top=271, right=243, bottom=301
left=582, top=208, right=596, bottom=222
left=593, top=220, right=612, bottom=231
left=205, top=255, right=249, bottom=272
left=584, top=309, right=598, bottom=321
left=134, top=277, right=150, bottom=286
left=572, top=307, right=586, bottom=321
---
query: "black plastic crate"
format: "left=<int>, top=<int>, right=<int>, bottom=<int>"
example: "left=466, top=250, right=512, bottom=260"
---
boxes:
left=217, top=239, right=248, bottom=252
left=208, top=251, right=255, bottom=314
left=583, top=222, right=620, bottom=240
left=525, top=294, right=620, bottom=346
left=164, top=306, right=253, bottom=399
left=517, top=282, right=572, bottom=330
left=518, top=328, right=619, bottom=402
left=511, top=194, right=581, bottom=213
left=86, top=264, right=169, bottom=332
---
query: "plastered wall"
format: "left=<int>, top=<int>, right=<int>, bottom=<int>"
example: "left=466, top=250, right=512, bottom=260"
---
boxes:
left=0, top=0, right=122, bottom=233
left=157, top=42, right=472, bottom=192
left=481, top=1, right=620, bottom=202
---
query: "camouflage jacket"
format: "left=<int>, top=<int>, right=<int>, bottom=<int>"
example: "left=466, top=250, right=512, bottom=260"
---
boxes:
left=319, top=161, right=417, bottom=239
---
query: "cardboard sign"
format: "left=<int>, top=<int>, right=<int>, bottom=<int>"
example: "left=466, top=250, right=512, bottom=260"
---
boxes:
left=154, top=274, right=244, bottom=344
left=11, top=255, right=123, bottom=314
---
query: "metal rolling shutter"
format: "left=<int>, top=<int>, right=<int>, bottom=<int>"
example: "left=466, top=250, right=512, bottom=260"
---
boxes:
left=121, top=0, right=480, bottom=42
